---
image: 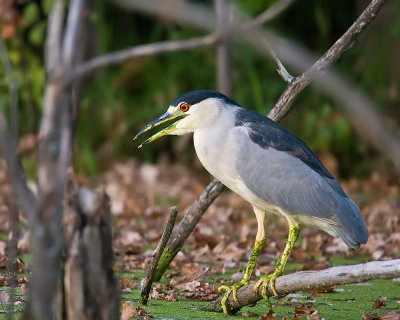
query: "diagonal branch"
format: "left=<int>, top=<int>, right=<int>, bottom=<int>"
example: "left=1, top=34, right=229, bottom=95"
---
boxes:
left=154, top=179, right=225, bottom=281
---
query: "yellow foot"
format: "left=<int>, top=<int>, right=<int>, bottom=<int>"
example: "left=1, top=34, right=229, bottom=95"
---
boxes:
left=218, top=279, right=249, bottom=315
left=253, top=270, right=282, bottom=299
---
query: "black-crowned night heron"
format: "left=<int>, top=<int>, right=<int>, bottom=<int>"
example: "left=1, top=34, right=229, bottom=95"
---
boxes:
left=134, top=90, right=368, bottom=313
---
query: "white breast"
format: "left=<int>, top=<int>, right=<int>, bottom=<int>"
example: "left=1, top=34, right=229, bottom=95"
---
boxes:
left=193, top=108, right=240, bottom=190
left=193, top=109, right=290, bottom=217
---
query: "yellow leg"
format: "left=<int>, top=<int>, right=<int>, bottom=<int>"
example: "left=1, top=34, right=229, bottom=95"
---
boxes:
left=218, top=207, right=266, bottom=315
left=254, top=220, right=300, bottom=299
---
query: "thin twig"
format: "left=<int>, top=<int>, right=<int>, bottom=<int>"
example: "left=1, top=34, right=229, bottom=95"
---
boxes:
left=65, top=34, right=218, bottom=84
left=140, top=206, right=179, bottom=305
left=263, top=38, right=293, bottom=83
left=205, top=259, right=400, bottom=314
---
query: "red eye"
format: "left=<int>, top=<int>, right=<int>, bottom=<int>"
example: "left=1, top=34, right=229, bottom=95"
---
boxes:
left=180, top=103, right=190, bottom=112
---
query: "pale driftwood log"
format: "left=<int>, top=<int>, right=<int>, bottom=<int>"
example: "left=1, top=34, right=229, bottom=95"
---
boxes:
left=58, top=188, right=119, bottom=320
left=206, top=259, right=400, bottom=314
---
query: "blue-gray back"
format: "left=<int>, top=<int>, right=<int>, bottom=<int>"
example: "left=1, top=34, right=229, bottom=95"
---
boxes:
left=234, top=108, right=368, bottom=248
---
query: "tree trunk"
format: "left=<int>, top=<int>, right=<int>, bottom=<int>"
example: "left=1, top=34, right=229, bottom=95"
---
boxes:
left=56, top=188, right=119, bottom=320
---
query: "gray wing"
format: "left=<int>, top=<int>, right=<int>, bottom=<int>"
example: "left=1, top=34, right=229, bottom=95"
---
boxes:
left=233, top=115, right=368, bottom=248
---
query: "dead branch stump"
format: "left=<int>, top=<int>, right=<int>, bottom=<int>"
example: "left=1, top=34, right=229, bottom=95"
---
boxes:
left=57, top=188, right=119, bottom=320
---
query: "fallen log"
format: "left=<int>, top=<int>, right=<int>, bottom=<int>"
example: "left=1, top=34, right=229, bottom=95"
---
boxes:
left=205, top=259, right=400, bottom=314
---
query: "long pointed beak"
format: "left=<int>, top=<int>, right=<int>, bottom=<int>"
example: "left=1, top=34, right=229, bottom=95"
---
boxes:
left=133, top=112, right=183, bottom=148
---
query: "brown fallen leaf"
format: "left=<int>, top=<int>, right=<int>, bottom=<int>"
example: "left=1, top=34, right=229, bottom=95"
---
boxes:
left=372, top=297, right=387, bottom=309
left=170, top=266, right=209, bottom=289
left=381, top=311, right=400, bottom=320
left=294, top=305, right=315, bottom=316
left=307, top=310, right=323, bottom=320
left=121, top=301, right=137, bottom=320
left=299, top=259, right=331, bottom=271
left=193, top=245, right=217, bottom=264
left=181, top=263, right=206, bottom=274
left=310, top=286, right=336, bottom=297
left=120, top=278, right=133, bottom=289
left=258, top=265, right=275, bottom=275
left=363, top=313, right=382, bottom=320
left=259, top=309, right=278, bottom=320
left=174, top=280, right=201, bottom=291
left=18, top=277, right=28, bottom=285
left=15, top=257, right=25, bottom=273
left=164, top=289, right=177, bottom=302
left=217, top=242, right=246, bottom=262
left=241, top=311, right=258, bottom=317
left=149, top=284, right=165, bottom=300
left=136, top=306, right=147, bottom=317
left=293, top=305, right=317, bottom=320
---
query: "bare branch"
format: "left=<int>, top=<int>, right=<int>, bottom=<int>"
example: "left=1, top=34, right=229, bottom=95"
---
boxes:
left=215, top=0, right=233, bottom=96
left=141, top=206, right=179, bottom=305
left=240, top=0, right=295, bottom=30
left=263, top=38, right=293, bottom=83
left=154, top=179, right=225, bottom=281
left=0, top=38, right=37, bottom=220
left=65, top=34, right=218, bottom=84
left=62, top=0, right=85, bottom=67
left=45, top=0, right=64, bottom=75
left=205, top=259, right=400, bottom=314
left=268, top=0, right=388, bottom=121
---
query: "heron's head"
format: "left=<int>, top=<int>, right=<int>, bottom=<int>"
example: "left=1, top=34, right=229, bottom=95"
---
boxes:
left=133, top=90, right=239, bottom=148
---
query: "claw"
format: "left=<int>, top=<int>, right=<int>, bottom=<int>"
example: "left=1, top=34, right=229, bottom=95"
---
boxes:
left=253, top=271, right=281, bottom=299
left=217, top=285, right=231, bottom=315
left=218, top=279, right=250, bottom=314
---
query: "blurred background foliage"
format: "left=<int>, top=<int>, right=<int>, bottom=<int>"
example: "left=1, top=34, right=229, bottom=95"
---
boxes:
left=1, top=0, right=399, bottom=179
